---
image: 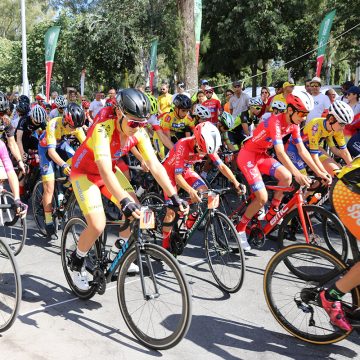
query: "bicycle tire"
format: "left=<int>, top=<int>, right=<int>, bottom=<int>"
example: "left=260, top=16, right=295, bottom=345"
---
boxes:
left=117, top=243, right=192, bottom=350
left=0, top=191, right=27, bottom=256
left=205, top=211, right=245, bottom=293
left=0, top=238, right=22, bottom=332
left=61, top=217, right=100, bottom=300
left=278, top=205, right=349, bottom=261
left=264, top=244, right=360, bottom=344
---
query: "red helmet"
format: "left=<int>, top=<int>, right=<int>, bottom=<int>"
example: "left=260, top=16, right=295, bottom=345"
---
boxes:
left=81, top=100, right=90, bottom=109
left=287, top=91, right=314, bottom=112
left=193, top=122, right=221, bottom=154
left=105, top=97, right=117, bottom=107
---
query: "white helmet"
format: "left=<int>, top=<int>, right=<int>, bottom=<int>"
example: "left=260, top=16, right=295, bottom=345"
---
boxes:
left=193, top=104, right=211, bottom=119
left=329, top=100, right=354, bottom=125
left=271, top=100, right=287, bottom=111
left=54, top=95, right=67, bottom=109
left=249, top=97, right=263, bottom=107
left=219, top=111, right=235, bottom=129
left=289, top=90, right=314, bottom=112
left=194, top=122, right=221, bottom=154
left=31, top=105, right=47, bottom=125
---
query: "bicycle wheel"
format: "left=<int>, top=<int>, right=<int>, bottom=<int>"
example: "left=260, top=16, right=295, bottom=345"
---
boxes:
left=117, top=243, right=192, bottom=350
left=205, top=211, right=245, bottom=293
left=61, top=217, right=100, bottom=299
left=0, top=238, right=22, bottom=332
left=264, top=244, right=360, bottom=344
left=0, top=191, right=27, bottom=255
left=278, top=205, right=349, bottom=261
left=31, top=180, right=57, bottom=236
left=140, top=193, right=166, bottom=244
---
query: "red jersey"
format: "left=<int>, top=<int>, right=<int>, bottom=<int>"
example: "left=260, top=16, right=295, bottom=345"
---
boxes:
left=202, top=98, right=221, bottom=124
left=244, top=113, right=302, bottom=153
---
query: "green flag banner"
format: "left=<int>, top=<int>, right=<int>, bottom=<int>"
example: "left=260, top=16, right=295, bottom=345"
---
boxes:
left=149, top=38, right=158, bottom=90
left=316, top=10, right=336, bottom=77
left=44, top=26, right=61, bottom=101
left=194, top=0, right=202, bottom=66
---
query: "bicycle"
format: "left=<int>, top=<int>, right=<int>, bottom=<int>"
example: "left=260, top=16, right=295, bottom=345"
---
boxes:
left=263, top=242, right=360, bottom=344
left=141, top=188, right=246, bottom=293
left=0, top=237, right=22, bottom=332
left=61, top=210, right=192, bottom=350
left=228, top=180, right=349, bottom=260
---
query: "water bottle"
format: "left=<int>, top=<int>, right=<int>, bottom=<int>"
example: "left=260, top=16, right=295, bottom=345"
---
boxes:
left=109, top=238, right=125, bottom=261
left=186, top=212, right=198, bottom=229
left=308, top=193, right=322, bottom=205
left=58, top=192, right=64, bottom=209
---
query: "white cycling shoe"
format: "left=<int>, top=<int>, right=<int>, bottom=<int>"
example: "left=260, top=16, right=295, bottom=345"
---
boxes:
left=73, top=270, right=90, bottom=291
left=127, top=262, right=140, bottom=274
left=238, top=231, right=251, bottom=251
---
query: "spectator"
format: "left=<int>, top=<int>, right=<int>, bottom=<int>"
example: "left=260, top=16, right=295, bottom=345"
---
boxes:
left=194, top=90, right=206, bottom=105
left=271, top=81, right=294, bottom=108
left=157, top=83, right=173, bottom=115
left=100, top=92, right=106, bottom=106
left=344, top=86, right=360, bottom=117
left=198, top=79, right=219, bottom=100
left=223, top=89, right=234, bottom=113
left=259, top=86, right=270, bottom=117
left=266, top=80, right=283, bottom=112
left=305, top=79, right=312, bottom=95
left=107, top=88, right=116, bottom=100
left=89, top=92, right=104, bottom=118
left=307, top=76, right=331, bottom=122
left=325, top=88, right=337, bottom=104
left=172, top=81, right=190, bottom=103
left=202, top=86, right=221, bottom=124
left=145, top=86, right=151, bottom=94
left=229, top=80, right=249, bottom=118
left=34, top=93, right=46, bottom=110
left=68, top=90, right=78, bottom=102
left=341, top=80, right=354, bottom=102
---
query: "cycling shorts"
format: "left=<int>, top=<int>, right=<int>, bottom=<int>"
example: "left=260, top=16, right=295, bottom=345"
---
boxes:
left=347, top=131, right=360, bottom=158
left=38, top=140, right=75, bottom=182
left=164, top=167, right=206, bottom=203
left=237, top=149, right=283, bottom=192
left=71, top=166, right=134, bottom=216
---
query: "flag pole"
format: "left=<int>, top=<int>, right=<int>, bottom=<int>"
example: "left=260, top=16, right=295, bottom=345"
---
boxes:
left=20, top=0, right=30, bottom=96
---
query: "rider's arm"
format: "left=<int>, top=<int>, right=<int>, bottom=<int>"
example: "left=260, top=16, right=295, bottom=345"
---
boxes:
left=338, top=147, right=352, bottom=165
left=218, top=163, right=240, bottom=188
left=0, top=141, right=20, bottom=198
left=155, top=129, right=174, bottom=150
left=16, top=129, right=25, bottom=158
left=7, top=136, right=23, bottom=164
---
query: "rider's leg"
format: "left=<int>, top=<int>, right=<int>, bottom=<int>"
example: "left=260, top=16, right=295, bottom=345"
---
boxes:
left=320, top=153, right=341, bottom=176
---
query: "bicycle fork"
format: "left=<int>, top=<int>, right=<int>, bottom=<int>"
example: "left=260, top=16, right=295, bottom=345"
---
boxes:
left=296, top=194, right=315, bottom=245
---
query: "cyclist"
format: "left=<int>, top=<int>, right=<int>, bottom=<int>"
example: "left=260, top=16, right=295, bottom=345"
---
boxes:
left=240, top=97, right=264, bottom=135
left=202, top=86, right=222, bottom=124
left=38, top=103, right=86, bottom=238
left=158, top=94, right=195, bottom=151
left=69, top=88, right=187, bottom=290
left=217, top=111, right=239, bottom=152
left=286, top=100, right=354, bottom=176
left=49, top=95, right=68, bottom=119
left=191, top=103, right=211, bottom=124
left=236, top=91, right=331, bottom=249
left=0, top=92, right=26, bottom=174
left=320, top=156, right=360, bottom=331
left=262, top=101, right=287, bottom=122
left=161, top=122, right=243, bottom=249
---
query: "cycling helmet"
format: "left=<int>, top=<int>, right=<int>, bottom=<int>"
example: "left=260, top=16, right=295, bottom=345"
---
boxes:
left=63, top=103, right=85, bottom=128
left=116, top=88, right=150, bottom=119
left=0, top=91, right=9, bottom=112
left=104, top=97, right=117, bottom=107
left=193, top=104, right=211, bottom=119
left=16, top=101, right=30, bottom=115
left=249, top=97, right=263, bottom=107
left=329, top=100, right=354, bottom=125
left=31, top=105, right=47, bottom=125
left=18, top=95, right=30, bottom=104
left=271, top=100, right=287, bottom=111
left=193, top=122, right=221, bottom=154
left=219, top=111, right=235, bottom=129
left=173, top=94, right=192, bottom=110
left=145, top=93, right=158, bottom=115
left=287, top=90, right=314, bottom=112
left=81, top=100, right=91, bottom=109
left=55, top=95, right=67, bottom=109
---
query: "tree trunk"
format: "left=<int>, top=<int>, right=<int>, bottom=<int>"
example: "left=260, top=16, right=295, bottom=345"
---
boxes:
left=261, top=59, right=268, bottom=86
left=176, top=0, right=197, bottom=94
left=251, top=63, right=257, bottom=97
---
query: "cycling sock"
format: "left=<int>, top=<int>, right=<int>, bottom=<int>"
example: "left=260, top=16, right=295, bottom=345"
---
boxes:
left=265, top=205, right=279, bottom=222
left=325, top=284, right=345, bottom=301
left=236, top=214, right=251, bottom=232
left=271, top=198, right=281, bottom=208
left=162, top=231, right=171, bottom=249
left=19, top=185, right=24, bottom=196
left=44, top=211, right=53, bottom=224
left=76, top=247, right=88, bottom=259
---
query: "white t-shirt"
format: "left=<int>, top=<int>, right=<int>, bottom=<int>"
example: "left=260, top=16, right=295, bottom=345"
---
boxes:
left=229, top=93, right=250, bottom=118
left=307, top=93, right=331, bottom=122
left=351, top=102, right=360, bottom=117
left=49, top=108, right=60, bottom=119
left=89, top=100, right=104, bottom=118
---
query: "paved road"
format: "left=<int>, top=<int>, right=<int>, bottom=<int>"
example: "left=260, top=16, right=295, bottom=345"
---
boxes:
left=1, top=212, right=360, bottom=360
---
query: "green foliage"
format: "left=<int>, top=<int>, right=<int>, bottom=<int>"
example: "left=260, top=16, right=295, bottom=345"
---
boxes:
left=0, top=37, right=21, bottom=89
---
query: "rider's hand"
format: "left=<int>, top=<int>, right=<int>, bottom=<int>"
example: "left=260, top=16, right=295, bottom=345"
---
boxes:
left=120, top=197, right=141, bottom=219
left=189, top=188, right=201, bottom=203
left=141, top=160, right=150, bottom=173
left=316, top=171, right=332, bottom=186
left=234, top=182, right=246, bottom=195
left=22, top=152, right=28, bottom=162
left=294, top=173, right=311, bottom=187
left=170, top=194, right=189, bottom=216
left=18, top=160, right=26, bottom=175
left=14, top=198, right=28, bottom=218
left=62, top=164, right=71, bottom=176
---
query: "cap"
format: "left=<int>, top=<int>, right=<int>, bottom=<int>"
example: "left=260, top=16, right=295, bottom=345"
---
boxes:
left=204, top=85, right=213, bottom=93
left=345, top=86, right=360, bottom=95
left=311, top=76, right=322, bottom=85
left=35, top=93, right=45, bottom=101
left=232, top=80, right=242, bottom=87
left=342, top=81, right=354, bottom=90
left=273, top=80, right=284, bottom=89
left=177, top=82, right=185, bottom=89
left=283, top=81, right=295, bottom=88
left=200, top=79, right=209, bottom=85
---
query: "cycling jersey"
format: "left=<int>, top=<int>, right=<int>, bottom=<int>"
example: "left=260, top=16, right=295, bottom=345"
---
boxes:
left=16, top=115, right=45, bottom=152
left=0, top=139, right=14, bottom=173
left=39, top=116, right=86, bottom=149
left=202, top=98, right=221, bottom=124
left=159, top=110, right=195, bottom=143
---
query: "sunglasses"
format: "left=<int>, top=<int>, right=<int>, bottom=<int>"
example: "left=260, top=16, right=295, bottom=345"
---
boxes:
left=296, top=110, right=309, bottom=117
left=124, top=114, right=148, bottom=128
left=205, top=91, right=213, bottom=94
left=161, top=88, right=166, bottom=91
left=261, top=91, right=269, bottom=94
left=234, top=85, right=241, bottom=88
left=311, top=85, right=320, bottom=88
left=251, top=106, right=262, bottom=111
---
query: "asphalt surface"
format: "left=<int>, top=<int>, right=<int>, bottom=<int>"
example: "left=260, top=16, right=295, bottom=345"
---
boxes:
left=1, top=210, right=360, bottom=360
